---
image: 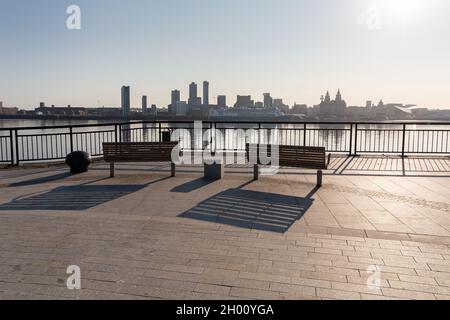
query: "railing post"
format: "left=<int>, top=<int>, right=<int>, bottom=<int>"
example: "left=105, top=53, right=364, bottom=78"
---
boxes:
left=258, top=123, right=262, bottom=145
left=14, top=129, right=19, bottom=166
left=303, top=123, right=307, bottom=147
left=119, top=124, right=122, bottom=142
left=69, top=126, right=74, bottom=153
left=9, top=129, right=14, bottom=166
left=354, top=124, right=358, bottom=156
left=401, top=124, right=407, bottom=158
left=159, top=122, right=162, bottom=142
left=114, top=124, right=118, bottom=143
left=348, top=124, right=353, bottom=156
left=211, top=122, right=214, bottom=152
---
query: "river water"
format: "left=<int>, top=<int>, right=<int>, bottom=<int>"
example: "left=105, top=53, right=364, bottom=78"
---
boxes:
left=0, top=119, right=449, bottom=162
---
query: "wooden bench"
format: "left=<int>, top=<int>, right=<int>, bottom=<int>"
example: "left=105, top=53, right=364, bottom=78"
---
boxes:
left=103, top=142, right=179, bottom=178
left=246, top=144, right=331, bottom=186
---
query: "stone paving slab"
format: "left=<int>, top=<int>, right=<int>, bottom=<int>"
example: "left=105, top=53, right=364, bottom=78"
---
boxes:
left=0, top=159, right=450, bottom=300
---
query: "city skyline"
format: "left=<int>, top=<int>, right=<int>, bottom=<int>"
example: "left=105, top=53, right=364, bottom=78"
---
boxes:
left=1, top=0, right=450, bottom=109
left=11, top=82, right=439, bottom=111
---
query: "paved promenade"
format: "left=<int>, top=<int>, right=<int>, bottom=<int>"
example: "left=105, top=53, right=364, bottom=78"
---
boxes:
left=0, top=156, right=450, bottom=300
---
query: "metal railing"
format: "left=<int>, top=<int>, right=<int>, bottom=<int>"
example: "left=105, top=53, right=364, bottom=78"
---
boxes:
left=0, top=120, right=449, bottom=166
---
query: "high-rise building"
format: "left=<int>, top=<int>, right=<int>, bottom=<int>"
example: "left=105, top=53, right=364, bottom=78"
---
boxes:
left=170, top=90, right=180, bottom=114
left=142, top=95, right=148, bottom=115
left=121, top=86, right=131, bottom=116
left=203, top=81, right=209, bottom=107
left=263, top=93, right=273, bottom=109
left=234, top=95, right=254, bottom=108
left=175, top=101, right=188, bottom=116
left=188, top=82, right=198, bottom=108
left=217, top=95, right=227, bottom=108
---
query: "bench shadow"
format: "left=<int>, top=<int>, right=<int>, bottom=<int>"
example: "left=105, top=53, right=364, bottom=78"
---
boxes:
left=9, top=172, right=72, bottom=187
left=171, top=178, right=215, bottom=193
left=0, top=185, right=147, bottom=211
left=179, top=185, right=318, bottom=233
left=0, top=177, right=171, bottom=211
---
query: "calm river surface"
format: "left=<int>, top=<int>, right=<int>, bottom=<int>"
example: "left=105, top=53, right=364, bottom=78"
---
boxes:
left=0, top=119, right=448, bottom=162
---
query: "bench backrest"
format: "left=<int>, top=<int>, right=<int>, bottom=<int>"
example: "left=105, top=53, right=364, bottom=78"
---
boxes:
left=103, top=142, right=178, bottom=162
left=246, top=144, right=327, bottom=169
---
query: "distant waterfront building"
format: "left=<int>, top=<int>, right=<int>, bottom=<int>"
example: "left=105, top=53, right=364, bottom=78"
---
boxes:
left=142, top=95, right=148, bottom=115
left=188, top=82, right=198, bottom=109
left=150, top=104, right=158, bottom=116
left=121, top=86, right=131, bottom=117
left=175, top=101, right=188, bottom=116
left=319, top=90, right=346, bottom=118
left=88, top=107, right=121, bottom=117
left=0, top=101, right=18, bottom=115
left=203, top=81, right=209, bottom=107
left=170, top=90, right=180, bottom=114
left=273, top=98, right=289, bottom=113
left=366, top=100, right=372, bottom=108
left=234, top=95, right=254, bottom=108
left=263, top=93, right=273, bottom=109
left=291, top=104, right=308, bottom=115
left=217, top=95, right=227, bottom=108
left=34, top=105, right=86, bottom=116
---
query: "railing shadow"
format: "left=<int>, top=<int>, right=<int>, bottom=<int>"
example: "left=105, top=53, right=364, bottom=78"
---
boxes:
left=179, top=184, right=318, bottom=233
left=329, top=156, right=450, bottom=177
left=0, top=176, right=172, bottom=211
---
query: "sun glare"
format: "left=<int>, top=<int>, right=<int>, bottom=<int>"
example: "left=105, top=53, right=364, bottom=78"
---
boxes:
left=382, top=0, right=425, bottom=23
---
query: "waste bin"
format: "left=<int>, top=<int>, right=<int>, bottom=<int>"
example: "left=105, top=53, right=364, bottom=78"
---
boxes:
left=66, top=151, right=92, bottom=174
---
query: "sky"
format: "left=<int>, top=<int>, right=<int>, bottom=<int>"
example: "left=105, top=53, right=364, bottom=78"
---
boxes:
left=1, top=0, right=450, bottom=109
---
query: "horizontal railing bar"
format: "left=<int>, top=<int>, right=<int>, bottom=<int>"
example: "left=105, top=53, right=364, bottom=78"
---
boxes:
left=1, top=120, right=450, bottom=131
left=17, top=130, right=116, bottom=137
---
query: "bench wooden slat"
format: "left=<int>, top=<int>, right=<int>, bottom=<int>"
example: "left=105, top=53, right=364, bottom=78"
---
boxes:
left=246, top=144, right=328, bottom=170
left=103, top=142, right=178, bottom=163
left=246, top=143, right=328, bottom=186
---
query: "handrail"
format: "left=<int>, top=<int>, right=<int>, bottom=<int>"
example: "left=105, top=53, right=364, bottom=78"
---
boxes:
left=1, top=120, right=450, bottom=131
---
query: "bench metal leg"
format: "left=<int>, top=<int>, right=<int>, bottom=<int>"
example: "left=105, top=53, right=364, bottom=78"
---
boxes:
left=253, top=164, right=259, bottom=180
left=171, top=162, right=176, bottom=177
left=317, top=170, right=323, bottom=186
left=110, top=163, right=115, bottom=178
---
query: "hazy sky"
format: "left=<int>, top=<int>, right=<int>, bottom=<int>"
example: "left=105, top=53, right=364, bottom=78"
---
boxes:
left=1, top=0, right=449, bottom=109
